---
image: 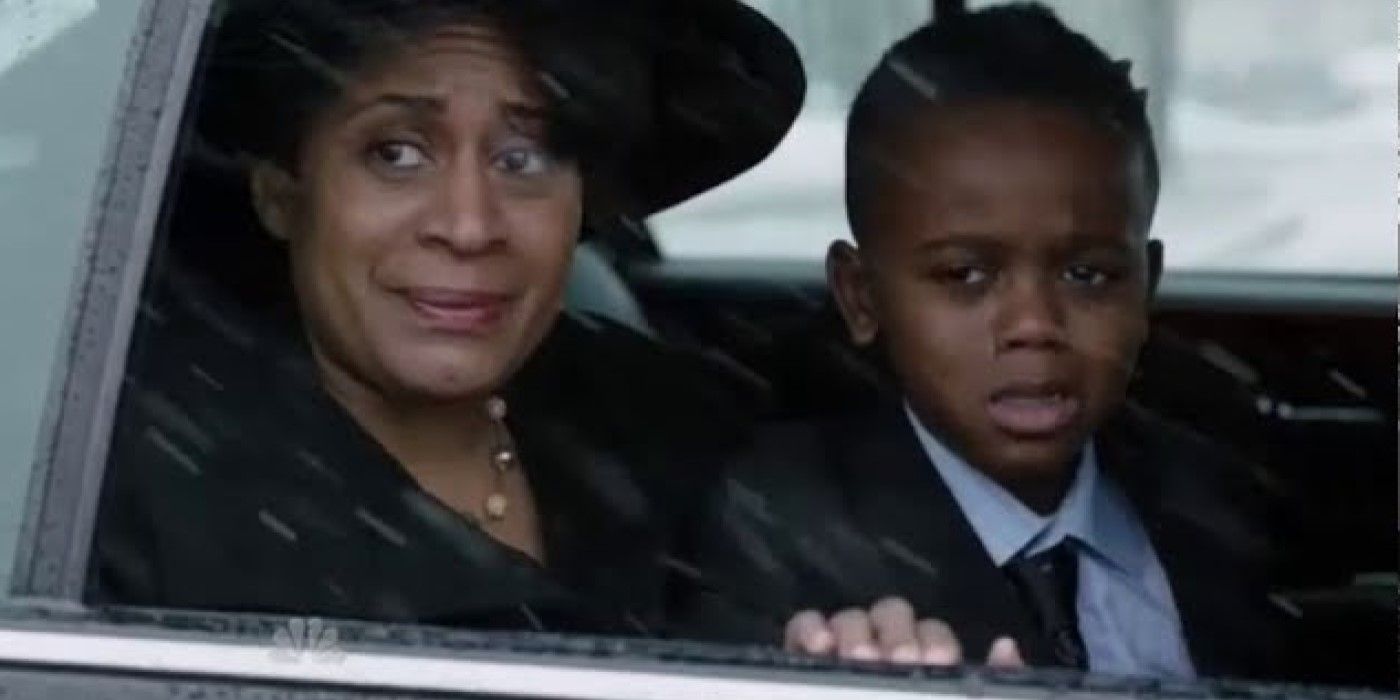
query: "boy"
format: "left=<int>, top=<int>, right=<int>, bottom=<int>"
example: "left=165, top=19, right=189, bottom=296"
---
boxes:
left=687, top=3, right=1295, bottom=680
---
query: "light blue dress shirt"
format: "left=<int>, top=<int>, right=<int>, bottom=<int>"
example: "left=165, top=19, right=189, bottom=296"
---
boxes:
left=904, top=405, right=1197, bottom=679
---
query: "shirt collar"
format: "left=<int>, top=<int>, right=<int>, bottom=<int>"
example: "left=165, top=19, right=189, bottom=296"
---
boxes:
left=903, top=403, right=1149, bottom=574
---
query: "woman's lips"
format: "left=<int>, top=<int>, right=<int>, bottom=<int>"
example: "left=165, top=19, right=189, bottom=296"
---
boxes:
left=402, top=288, right=514, bottom=335
left=986, top=386, right=1081, bottom=437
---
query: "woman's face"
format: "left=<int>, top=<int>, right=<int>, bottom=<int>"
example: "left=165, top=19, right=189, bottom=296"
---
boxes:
left=253, top=27, right=583, bottom=403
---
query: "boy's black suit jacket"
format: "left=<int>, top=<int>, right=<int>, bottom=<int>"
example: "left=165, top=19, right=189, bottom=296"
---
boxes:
left=682, top=401, right=1299, bottom=682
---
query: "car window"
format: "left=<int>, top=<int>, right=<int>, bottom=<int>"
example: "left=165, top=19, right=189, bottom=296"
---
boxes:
left=0, top=0, right=146, bottom=595
left=653, top=0, right=1397, bottom=277
left=0, top=0, right=1391, bottom=696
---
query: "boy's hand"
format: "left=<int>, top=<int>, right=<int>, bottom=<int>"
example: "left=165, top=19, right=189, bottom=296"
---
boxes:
left=784, top=596, right=1026, bottom=667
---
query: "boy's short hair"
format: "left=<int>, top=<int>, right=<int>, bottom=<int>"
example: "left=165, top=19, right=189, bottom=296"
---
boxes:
left=844, top=2, right=1160, bottom=242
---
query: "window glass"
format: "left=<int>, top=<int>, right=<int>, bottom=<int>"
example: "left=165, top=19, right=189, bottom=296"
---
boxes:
left=652, top=0, right=930, bottom=260
left=75, top=0, right=1390, bottom=693
left=654, top=0, right=1398, bottom=277
left=0, top=0, right=145, bottom=594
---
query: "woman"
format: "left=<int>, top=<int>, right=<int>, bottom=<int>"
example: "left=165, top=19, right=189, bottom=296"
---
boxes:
left=91, top=0, right=803, bottom=636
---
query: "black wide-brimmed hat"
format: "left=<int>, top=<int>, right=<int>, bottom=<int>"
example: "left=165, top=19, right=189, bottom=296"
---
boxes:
left=196, top=0, right=806, bottom=218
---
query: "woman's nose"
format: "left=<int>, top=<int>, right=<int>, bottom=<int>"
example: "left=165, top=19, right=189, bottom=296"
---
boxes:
left=993, top=274, right=1068, bottom=353
left=419, top=157, right=504, bottom=255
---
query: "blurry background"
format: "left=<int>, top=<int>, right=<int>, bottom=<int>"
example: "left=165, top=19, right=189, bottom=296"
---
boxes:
left=653, top=0, right=1398, bottom=277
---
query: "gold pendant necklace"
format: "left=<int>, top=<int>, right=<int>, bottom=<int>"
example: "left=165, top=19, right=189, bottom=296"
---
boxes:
left=482, top=395, right=514, bottom=522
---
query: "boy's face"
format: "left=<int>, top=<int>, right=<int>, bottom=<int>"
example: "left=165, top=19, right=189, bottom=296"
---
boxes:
left=831, top=99, right=1161, bottom=500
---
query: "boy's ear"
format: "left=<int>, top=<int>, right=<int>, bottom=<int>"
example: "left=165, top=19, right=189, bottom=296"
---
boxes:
left=826, top=240, right=880, bottom=346
left=1145, top=238, right=1164, bottom=300
left=249, top=162, right=301, bottom=242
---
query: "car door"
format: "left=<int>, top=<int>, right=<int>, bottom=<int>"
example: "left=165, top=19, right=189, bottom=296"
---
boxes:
left=0, top=0, right=1392, bottom=697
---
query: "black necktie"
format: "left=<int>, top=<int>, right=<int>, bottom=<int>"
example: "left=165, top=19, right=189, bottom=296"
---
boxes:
left=1004, top=541, right=1088, bottom=669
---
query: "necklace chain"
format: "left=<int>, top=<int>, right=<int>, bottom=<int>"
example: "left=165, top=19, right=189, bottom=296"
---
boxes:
left=480, top=395, right=515, bottom=522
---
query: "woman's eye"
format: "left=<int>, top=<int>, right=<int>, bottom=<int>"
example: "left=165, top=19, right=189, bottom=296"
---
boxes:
left=368, top=141, right=429, bottom=172
left=1064, top=264, right=1111, bottom=286
left=492, top=144, right=555, bottom=177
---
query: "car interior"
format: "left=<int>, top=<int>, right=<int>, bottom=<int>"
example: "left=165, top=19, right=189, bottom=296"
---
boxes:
left=141, top=129, right=1397, bottom=688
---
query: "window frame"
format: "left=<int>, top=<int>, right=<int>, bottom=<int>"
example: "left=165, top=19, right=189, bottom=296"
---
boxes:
left=9, top=0, right=214, bottom=602
left=0, top=610, right=1039, bottom=700
left=0, top=604, right=1336, bottom=700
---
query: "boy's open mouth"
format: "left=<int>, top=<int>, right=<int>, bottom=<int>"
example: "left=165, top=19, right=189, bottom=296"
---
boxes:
left=986, top=384, right=1080, bottom=437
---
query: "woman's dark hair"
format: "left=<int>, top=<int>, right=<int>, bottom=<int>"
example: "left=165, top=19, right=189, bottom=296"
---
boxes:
left=844, top=2, right=1160, bottom=242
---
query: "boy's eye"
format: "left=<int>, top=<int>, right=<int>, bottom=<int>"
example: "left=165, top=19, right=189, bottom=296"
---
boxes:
left=941, top=265, right=990, bottom=285
left=492, top=143, right=556, bottom=177
left=368, top=141, right=430, bottom=173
